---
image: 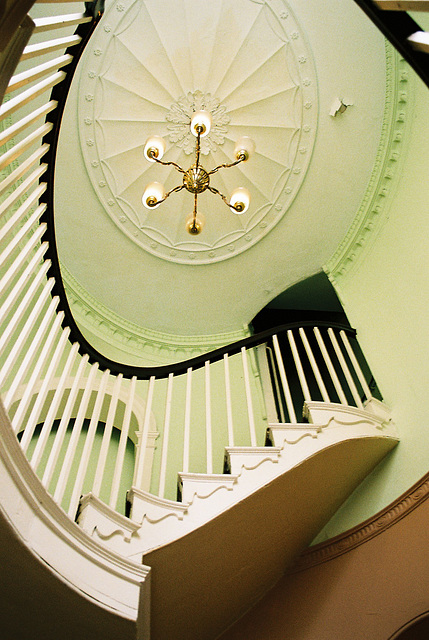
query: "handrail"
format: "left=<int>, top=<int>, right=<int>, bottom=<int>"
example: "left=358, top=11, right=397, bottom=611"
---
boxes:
left=353, top=0, right=429, bottom=88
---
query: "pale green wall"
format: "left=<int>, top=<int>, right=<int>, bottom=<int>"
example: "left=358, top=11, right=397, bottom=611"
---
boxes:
left=315, top=71, right=429, bottom=542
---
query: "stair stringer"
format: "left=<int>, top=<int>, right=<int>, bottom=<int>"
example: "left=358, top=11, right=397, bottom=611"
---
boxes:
left=77, top=402, right=398, bottom=563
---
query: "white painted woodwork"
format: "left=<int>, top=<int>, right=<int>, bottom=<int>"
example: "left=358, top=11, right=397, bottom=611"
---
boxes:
left=0, top=204, right=46, bottom=270
left=0, top=260, right=51, bottom=356
left=299, top=327, right=330, bottom=403
left=225, top=446, right=281, bottom=475
left=109, top=375, right=136, bottom=511
left=158, top=372, right=173, bottom=498
left=69, top=368, right=111, bottom=518
left=313, top=327, right=349, bottom=405
left=43, top=354, right=90, bottom=490
left=0, top=123, right=53, bottom=170
left=0, top=166, right=47, bottom=218
left=272, top=334, right=297, bottom=422
left=288, top=329, right=311, bottom=403
left=241, top=347, right=257, bottom=447
left=0, top=144, right=49, bottom=198
left=340, top=330, right=373, bottom=402
left=54, top=362, right=99, bottom=509
left=408, top=30, right=429, bottom=52
left=32, top=342, right=80, bottom=473
left=0, top=221, right=47, bottom=295
left=0, top=280, right=54, bottom=390
left=0, top=72, right=65, bottom=121
left=223, top=354, right=234, bottom=447
left=11, top=311, right=64, bottom=433
left=265, top=345, right=285, bottom=422
left=3, top=295, right=59, bottom=410
left=328, top=328, right=364, bottom=409
left=20, top=34, right=81, bottom=61
left=0, top=244, right=49, bottom=324
left=134, top=376, right=155, bottom=489
left=92, top=373, right=123, bottom=497
left=7, top=54, right=72, bottom=92
left=19, top=327, right=71, bottom=453
left=0, top=184, right=46, bottom=240
left=0, top=102, right=56, bottom=146
left=32, top=13, right=91, bottom=33
left=204, top=361, right=213, bottom=474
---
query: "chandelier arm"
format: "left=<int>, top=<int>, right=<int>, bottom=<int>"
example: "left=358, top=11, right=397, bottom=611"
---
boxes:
left=207, top=155, right=246, bottom=177
left=149, top=183, right=185, bottom=207
left=207, top=185, right=242, bottom=213
left=150, top=154, right=186, bottom=175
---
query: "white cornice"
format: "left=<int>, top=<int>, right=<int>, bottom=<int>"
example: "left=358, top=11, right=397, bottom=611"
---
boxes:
left=325, top=47, right=412, bottom=285
left=61, top=261, right=250, bottom=362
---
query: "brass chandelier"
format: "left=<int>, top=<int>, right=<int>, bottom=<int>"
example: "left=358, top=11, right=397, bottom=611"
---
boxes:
left=142, top=110, right=255, bottom=235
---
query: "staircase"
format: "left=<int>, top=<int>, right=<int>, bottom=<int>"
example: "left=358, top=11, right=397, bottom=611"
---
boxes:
left=77, top=398, right=397, bottom=639
left=0, top=2, right=415, bottom=639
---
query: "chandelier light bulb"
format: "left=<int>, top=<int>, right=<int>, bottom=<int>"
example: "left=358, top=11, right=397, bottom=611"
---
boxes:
left=186, top=212, right=205, bottom=235
left=144, top=136, right=166, bottom=162
left=190, top=110, right=212, bottom=137
left=230, top=187, right=250, bottom=214
left=234, top=136, right=256, bottom=161
left=142, top=181, right=165, bottom=209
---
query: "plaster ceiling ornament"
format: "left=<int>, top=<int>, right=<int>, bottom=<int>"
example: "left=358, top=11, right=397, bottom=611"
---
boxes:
left=78, top=0, right=317, bottom=264
left=166, top=91, right=230, bottom=155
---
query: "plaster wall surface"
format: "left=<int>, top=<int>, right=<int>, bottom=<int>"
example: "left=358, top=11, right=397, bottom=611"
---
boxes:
left=318, top=68, right=429, bottom=541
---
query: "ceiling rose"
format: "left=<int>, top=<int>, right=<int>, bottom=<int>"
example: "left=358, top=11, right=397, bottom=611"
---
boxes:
left=78, top=0, right=317, bottom=264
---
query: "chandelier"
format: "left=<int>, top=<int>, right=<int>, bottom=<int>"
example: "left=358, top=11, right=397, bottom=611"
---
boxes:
left=142, top=110, right=255, bottom=235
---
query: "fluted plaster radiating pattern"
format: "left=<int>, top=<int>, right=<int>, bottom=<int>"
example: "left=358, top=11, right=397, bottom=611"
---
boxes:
left=78, top=0, right=317, bottom=264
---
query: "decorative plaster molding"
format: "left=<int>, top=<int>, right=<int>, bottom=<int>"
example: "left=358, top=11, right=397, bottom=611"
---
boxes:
left=77, top=0, right=318, bottom=265
left=325, top=48, right=412, bottom=285
left=61, top=261, right=250, bottom=363
left=289, top=470, right=429, bottom=573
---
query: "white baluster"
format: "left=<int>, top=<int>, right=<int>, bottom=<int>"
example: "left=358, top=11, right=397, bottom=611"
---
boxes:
left=328, top=328, right=363, bottom=409
left=205, top=361, right=213, bottom=474
left=0, top=260, right=50, bottom=355
left=0, top=203, right=46, bottom=269
left=134, top=376, right=155, bottom=489
left=299, top=327, right=330, bottom=403
left=0, top=247, right=49, bottom=325
left=241, top=347, right=257, bottom=446
left=19, top=326, right=70, bottom=450
left=272, top=334, right=297, bottom=423
left=266, top=345, right=286, bottom=423
left=11, top=310, right=64, bottom=433
left=0, top=124, right=53, bottom=170
left=158, top=372, right=173, bottom=498
left=340, top=330, right=373, bottom=403
left=313, top=327, right=348, bottom=405
left=21, top=36, right=81, bottom=61
left=182, top=367, right=192, bottom=474
left=0, top=221, right=46, bottom=293
left=0, top=102, right=56, bottom=146
left=288, top=329, right=311, bottom=403
left=109, top=376, right=136, bottom=511
left=54, top=362, right=99, bottom=508
left=224, top=354, right=234, bottom=447
left=32, top=13, right=91, bottom=34
left=42, top=352, right=89, bottom=489
left=32, top=342, right=80, bottom=473
left=0, top=145, right=49, bottom=198
left=69, top=368, right=111, bottom=518
left=0, top=166, right=47, bottom=218
left=0, top=286, right=56, bottom=396
left=92, top=373, right=123, bottom=498
left=7, top=55, right=72, bottom=93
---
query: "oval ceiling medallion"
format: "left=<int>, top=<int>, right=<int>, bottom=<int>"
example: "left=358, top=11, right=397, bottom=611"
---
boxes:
left=78, top=0, right=317, bottom=264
